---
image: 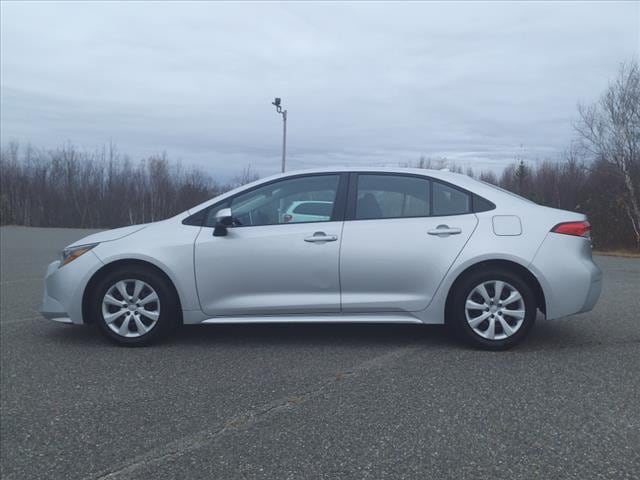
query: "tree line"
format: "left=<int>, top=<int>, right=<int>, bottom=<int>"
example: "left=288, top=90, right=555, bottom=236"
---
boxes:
left=0, top=143, right=258, bottom=229
left=1, top=61, right=638, bottom=250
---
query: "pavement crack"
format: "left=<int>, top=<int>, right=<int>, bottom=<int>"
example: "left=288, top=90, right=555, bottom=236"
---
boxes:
left=91, top=346, right=419, bottom=480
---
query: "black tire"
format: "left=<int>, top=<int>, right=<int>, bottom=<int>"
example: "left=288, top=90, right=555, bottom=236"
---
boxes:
left=448, top=268, right=537, bottom=350
left=91, top=265, right=179, bottom=346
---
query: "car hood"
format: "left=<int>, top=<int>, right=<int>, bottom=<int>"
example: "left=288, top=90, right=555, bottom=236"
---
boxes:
left=67, top=224, right=149, bottom=248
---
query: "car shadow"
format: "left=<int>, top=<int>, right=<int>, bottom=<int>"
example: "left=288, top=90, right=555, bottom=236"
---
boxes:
left=43, top=322, right=458, bottom=349
left=42, top=317, right=606, bottom=352
left=173, top=323, right=456, bottom=348
left=520, top=318, right=613, bottom=351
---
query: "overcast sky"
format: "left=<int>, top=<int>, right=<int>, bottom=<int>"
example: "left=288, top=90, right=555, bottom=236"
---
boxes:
left=1, top=1, right=639, bottom=179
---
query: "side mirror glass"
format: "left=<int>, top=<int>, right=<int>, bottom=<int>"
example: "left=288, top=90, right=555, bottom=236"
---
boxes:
left=213, top=208, right=233, bottom=237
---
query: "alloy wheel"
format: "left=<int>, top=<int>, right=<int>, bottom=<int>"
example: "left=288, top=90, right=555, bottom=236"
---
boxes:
left=101, top=279, right=161, bottom=337
left=464, top=280, right=526, bottom=340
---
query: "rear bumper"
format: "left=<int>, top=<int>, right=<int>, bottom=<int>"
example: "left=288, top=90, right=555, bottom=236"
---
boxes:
left=577, top=260, right=603, bottom=314
left=530, top=233, right=602, bottom=319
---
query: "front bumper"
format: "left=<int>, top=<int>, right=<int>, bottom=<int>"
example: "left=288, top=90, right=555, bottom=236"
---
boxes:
left=40, top=251, right=104, bottom=325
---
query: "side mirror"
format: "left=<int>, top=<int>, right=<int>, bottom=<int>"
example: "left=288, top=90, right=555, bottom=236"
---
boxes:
left=213, top=208, right=233, bottom=237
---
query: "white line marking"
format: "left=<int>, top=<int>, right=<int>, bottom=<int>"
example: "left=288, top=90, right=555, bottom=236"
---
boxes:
left=0, top=277, right=41, bottom=286
left=1, top=315, right=41, bottom=325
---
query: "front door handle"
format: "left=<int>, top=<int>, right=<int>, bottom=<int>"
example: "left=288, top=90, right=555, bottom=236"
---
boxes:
left=427, top=225, right=462, bottom=236
left=304, top=232, right=338, bottom=243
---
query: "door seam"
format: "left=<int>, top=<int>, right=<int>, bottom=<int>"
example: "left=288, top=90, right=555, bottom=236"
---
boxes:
left=338, top=220, right=346, bottom=312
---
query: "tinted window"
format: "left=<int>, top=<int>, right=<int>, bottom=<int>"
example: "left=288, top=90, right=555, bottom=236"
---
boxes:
left=433, top=181, right=471, bottom=216
left=355, top=174, right=430, bottom=220
left=293, top=202, right=333, bottom=216
left=206, top=175, right=339, bottom=227
left=473, top=194, right=495, bottom=213
left=182, top=208, right=207, bottom=226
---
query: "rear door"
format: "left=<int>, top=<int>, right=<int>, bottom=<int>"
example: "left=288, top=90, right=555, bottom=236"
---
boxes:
left=339, top=173, right=478, bottom=312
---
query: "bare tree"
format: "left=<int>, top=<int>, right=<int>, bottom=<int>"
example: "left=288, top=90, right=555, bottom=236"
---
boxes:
left=576, top=60, right=640, bottom=247
left=0, top=142, right=258, bottom=229
left=227, top=165, right=260, bottom=190
left=405, top=156, right=463, bottom=173
left=479, top=170, right=498, bottom=185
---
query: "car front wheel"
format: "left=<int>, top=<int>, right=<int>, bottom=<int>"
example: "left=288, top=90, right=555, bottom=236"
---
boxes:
left=449, top=268, right=537, bottom=350
left=92, top=265, right=179, bottom=346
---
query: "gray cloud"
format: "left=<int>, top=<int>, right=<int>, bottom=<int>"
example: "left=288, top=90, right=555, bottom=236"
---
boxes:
left=1, top=1, right=638, bottom=179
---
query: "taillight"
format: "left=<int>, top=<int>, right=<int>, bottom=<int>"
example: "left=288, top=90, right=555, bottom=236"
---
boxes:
left=551, top=221, right=591, bottom=238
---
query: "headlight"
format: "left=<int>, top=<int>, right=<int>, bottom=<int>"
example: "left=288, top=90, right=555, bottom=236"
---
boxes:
left=60, top=243, right=99, bottom=267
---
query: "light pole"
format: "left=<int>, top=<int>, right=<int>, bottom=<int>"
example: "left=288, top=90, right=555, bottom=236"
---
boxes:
left=272, top=97, right=287, bottom=172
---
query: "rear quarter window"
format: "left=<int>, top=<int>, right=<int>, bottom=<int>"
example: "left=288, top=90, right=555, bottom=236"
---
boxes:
left=432, top=181, right=471, bottom=216
left=472, top=194, right=496, bottom=213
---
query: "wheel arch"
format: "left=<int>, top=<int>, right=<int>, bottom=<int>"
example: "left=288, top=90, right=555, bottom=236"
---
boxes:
left=82, top=259, right=183, bottom=325
left=444, top=259, right=546, bottom=322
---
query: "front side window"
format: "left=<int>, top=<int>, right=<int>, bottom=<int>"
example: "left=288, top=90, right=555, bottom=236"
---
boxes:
left=355, top=174, right=430, bottom=220
left=206, top=175, right=340, bottom=227
left=432, top=181, right=471, bottom=216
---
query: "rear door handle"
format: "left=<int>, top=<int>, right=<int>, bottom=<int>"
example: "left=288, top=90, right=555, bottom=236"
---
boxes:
left=427, top=225, right=462, bottom=236
left=304, top=232, right=338, bottom=243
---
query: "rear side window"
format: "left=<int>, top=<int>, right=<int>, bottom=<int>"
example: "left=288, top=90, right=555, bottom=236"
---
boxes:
left=432, top=181, right=471, bottom=216
left=293, top=202, right=333, bottom=216
left=355, top=174, right=430, bottom=220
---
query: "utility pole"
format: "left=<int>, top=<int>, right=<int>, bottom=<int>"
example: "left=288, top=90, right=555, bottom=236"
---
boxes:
left=272, top=97, right=287, bottom=172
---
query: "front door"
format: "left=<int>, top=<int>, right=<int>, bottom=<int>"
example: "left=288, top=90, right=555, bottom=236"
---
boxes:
left=194, top=173, right=346, bottom=316
left=340, top=173, right=478, bottom=312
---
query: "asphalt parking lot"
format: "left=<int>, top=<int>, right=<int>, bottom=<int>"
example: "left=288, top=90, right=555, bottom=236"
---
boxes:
left=1, top=226, right=639, bottom=480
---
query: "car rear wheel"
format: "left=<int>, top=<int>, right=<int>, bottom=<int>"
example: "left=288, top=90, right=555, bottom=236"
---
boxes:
left=92, top=265, right=179, bottom=346
left=449, top=268, right=536, bottom=350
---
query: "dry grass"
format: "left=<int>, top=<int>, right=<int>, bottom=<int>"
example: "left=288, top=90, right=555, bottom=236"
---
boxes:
left=594, top=249, right=640, bottom=258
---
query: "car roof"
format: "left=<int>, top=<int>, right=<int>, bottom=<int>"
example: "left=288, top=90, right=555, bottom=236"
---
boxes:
left=249, top=166, right=501, bottom=198
left=249, top=166, right=486, bottom=191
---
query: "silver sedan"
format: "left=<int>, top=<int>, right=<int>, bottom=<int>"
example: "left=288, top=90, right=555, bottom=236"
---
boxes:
left=41, top=167, right=602, bottom=349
